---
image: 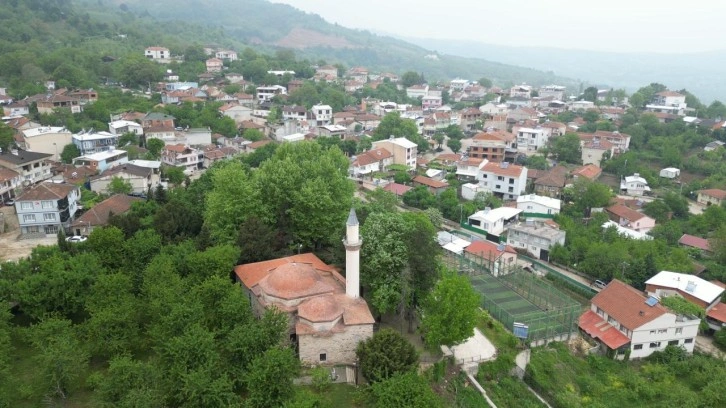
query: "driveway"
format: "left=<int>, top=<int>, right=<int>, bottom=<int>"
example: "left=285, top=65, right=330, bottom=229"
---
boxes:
left=0, top=206, right=57, bottom=262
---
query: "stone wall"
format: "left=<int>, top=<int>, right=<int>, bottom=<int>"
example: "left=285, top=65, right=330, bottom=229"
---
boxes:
left=298, top=323, right=373, bottom=366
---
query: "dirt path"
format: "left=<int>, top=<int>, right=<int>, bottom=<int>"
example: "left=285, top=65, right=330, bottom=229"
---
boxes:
left=0, top=206, right=57, bottom=262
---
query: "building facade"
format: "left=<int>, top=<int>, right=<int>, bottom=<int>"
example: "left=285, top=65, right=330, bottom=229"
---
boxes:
left=14, top=182, right=80, bottom=236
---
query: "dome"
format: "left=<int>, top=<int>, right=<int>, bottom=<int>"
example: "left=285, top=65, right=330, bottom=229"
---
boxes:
left=298, top=295, right=343, bottom=323
left=261, top=262, right=329, bottom=299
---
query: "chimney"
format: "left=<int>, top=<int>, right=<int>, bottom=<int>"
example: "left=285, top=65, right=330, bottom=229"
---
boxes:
left=344, top=208, right=362, bottom=299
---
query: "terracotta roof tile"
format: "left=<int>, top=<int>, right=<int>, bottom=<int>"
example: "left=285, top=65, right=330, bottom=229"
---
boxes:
left=17, top=182, right=76, bottom=201
left=579, top=309, right=630, bottom=349
left=572, top=164, right=602, bottom=180
left=678, top=234, right=711, bottom=252
left=382, top=183, right=412, bottom=196
left=591, top=280, right=667, bottom=330
left=413, top=175, right=448, bottom=189
left=698, top=189, right=726, bottom=200
left=606, top=204, right=648, bottom=222
left=72, top=195, right=142, bottom=227
left=482, top=162, right=525, bottom=178
left=464, top=240, right=516, bottom=261
left=707, top=302, right=726, bottom=324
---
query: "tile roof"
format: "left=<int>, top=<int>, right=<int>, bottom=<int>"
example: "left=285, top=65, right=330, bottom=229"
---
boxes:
left=0, top=150, right=52, bottom=165
left=382, top=183, right=412, bottom=196
left=606, top=204, right=648, bottom=222
left=413, top=175, right=448, bottom=189
left=678, top=234, right=711, bottom=252
left=698, top=189, right=726, bottom=200
left=579, top=309, right=631, bottom=349
left=0, top=167, right=20, bottom=182
left=464, top=240, right=516, bottom=261
left=707, top=302, right=726, bottom=324
left=72, top=195, right=142, bottom=227
left=591, top=280, right=667, bottom=330
left=481, top=162, right=525, bottom=178
left=534, top=165, right=568, bottom=187
left=434, top=153, right=462, bottom=162
left=17, top=182, right=76, bottom=201
left=234, top=253, right=334, bottom=289
left=353, top=148, right=392, bottom=166
left=572, top=164, right=602, bottom=180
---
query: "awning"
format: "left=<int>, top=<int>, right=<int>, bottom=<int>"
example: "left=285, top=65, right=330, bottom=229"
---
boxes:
left=579, top=310, right=630, bottom=350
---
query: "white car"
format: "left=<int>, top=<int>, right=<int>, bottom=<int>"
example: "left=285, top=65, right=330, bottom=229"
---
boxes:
left=65, top=236, right=87, bottom=243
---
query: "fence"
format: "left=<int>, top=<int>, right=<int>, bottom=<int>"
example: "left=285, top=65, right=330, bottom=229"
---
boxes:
left=458, top=255, right=581, bottom=345
left=518, top=254, right=597, bottom=299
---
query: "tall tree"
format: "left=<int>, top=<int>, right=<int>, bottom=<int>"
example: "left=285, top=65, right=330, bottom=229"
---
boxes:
left=367, top=372, right=443, bottom=408
left=420, top=269, right=480, bottom=348
left=356, top=328, right=418, bottom=383
left=243, top=347, right=299, bottom=408
left=550, top=132, right=582, bottom=164
left=60, top=143, right=80, bottom=163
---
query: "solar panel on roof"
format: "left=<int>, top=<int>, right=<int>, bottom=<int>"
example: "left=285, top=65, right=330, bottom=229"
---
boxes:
left=685, top=281, right=697, bottom=293
left=645, top=296, right=659, bottom=307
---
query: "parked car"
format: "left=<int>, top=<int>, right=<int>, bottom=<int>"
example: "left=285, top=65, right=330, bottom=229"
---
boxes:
left=66, top=236, right=87, bottom=243
left=591, top=280, right=608, bottom=290
left=3, top=199, right=14, bottom=206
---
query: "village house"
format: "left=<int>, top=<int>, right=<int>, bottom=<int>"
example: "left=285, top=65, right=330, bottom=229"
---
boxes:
left=108, top=120, right=143, bottom=136
left=579, top=130, right=631, bottom=153
left=0, top=167, right=21, bottom=202
left=161, top=144, right=202, bottom=174
left=464, top=240, right=518, bottom=277
left=513, top=125, right=551, bottom=152
left=214, top=50, right=238, bottom=61
left=141, top=112, right=175, bottom=129
left=645, top=272, right=726, bottom=331
left=18, top=127, right=72, bottom=157
left=219, top=103, right=253, bottom=124
left=0, top=150, right=53, bottom=185
left=538, top=85, right=566, bottom=101
left=509, top=84, right=532, bottom=99
left=469, top=131, right=508, bottom=162
left=456, top=157, right=487, bottom=182
left=581, top=138, right=615, bottom=167
left=312, top=104, right=333, bottom=126
left=256, top=85, right=287, bottom=102
left=36, top=94, right=82, bottom=114
left=422, top=95, right=443, bottom=111
left=533, top=165, right=568, bottom=198
left=646, top=91, right=687, bottom=116
left=234, top=210, right=374, bottom=368
left=605, top=204, right=656, bottom=234
left=89, top=163, right=160, bottom=195
left=73, top=149, right=128, bottom=173
left=579, top=280, right=700, bottom=359
left=406, top=84, right=429, bottom=99
left=696, top=189, right=726, bottom=206
left=72, top=131, right=119, bottom=155
left=517, top=194, right=561, bottom=217
left=70, top=194, right=143, bottom=236
left=678, top=234, right=711, bottom=253
left=14, top=182, right=80, bottom=237
left=659, top=167, right=680, bottom=179
left=205, top=58, right=224, bottom=73
left=371, top=137, right=417, bottom=170
left=571, top=164, right=602, bottom=181
left=144, top=46, right=170, bottom=61
left=350, top=147, right=393, bottom=177
left=477, top=161, right=528, bottom=200
left=412, top=175, right=448, bottom=195
left=467, top=207, right=522, bottom=236
left=620, top=173, right=651, bottom=196
left=507, top=219, right=566, bottom=261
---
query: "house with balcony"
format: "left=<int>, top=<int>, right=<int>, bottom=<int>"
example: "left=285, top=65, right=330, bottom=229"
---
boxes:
left=108, top=120, right=143, bottom=136
left=645, top=271, right=724, bottom=312
left=422, top=95, right=443, bottom=111
left=467, top=207, right=522, bottom=237
left=205, top=58, right=224, bottom=73
left=509, top=84, right=532, bottom=99
left=73, top=149, right=128, bottom=173
left=72, top=131, right=119, bottom=155
left=579, top=280, right=701, bottom=359
left=579, top=130, right=631, bottom=153
left=513, top=125, right=550, bottom=152
left=36, top=94, right=82, bottom=114
left=605, top=204, right=656, bottom=234
left=350, top=148, right=393, bottom=177
left=620, top=173, right=651, bottom=196
left=311, top=104, right=333, bottom=126
left=89, top=163, right=160, bottom=195
left=469, top=131, right=516, bottom=162
left=538, top=85, right=566, bottom=101
left=456, top=158, right=487, bottom=181
left=19, top=127, right=72, bottom=157
left=464, top=240, right=518, bottom=277
left=371, top=137, right=417, bottom=170
left=161, top=144, right=202, bottom=174
left=144, top=46, right=170, bottom=61
left=0, top=150, right=53, bottom=185
left=507, top=219, right=566, bottom=261
left=406, top=84, right=429, bottom=99
left=14, top=182, right=80, bottom=237
left=215, top=50, right=238, bottom=61
left=476, top=161, right=528, bottom=200
left=412, top=175, right=449, bottom=195
left=646, top=91, right=687, bottom=116
left=517, top=194, right=561, bottom=217
left=256, top=85, right=287, bottom=102
left=282, top=105, right=308, bottom=122
left=0, top=167, right=21, bottom=202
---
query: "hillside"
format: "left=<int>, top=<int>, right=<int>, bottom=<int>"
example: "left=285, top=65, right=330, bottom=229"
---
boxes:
left=79, top=0, right=582, bottom=88
left=403, top=37, right=726, bottom=103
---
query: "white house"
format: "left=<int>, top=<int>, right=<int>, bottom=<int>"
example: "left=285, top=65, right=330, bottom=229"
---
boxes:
left=72, top=131, right=119, bottom=155
left=516, top=194, right=561, bottom=216
left=311, top=104, right=333, bottom=126
left=513, top=126, right=551, bottom=152
left=219, top=104, right=252, bottom=124
left=659, top=168, right=680, bottom=179
left=144, top=46, right=170, bottom=61
left=476, top=162, right=528, bottom=201
left=350, top=147, right=393, bottom=177
left=0, top=150, right=53, bottom=184
left=579, top=280, right=700, bottom=359
left=19, top=127, right=72, bottom=157
left=602, top=220, right=654, bottom=240
left=538, top=85, right=566, bottom=101
left=507, top=219, right=566, bottom=261
left=406, top=84, right=429, bottom=99
left=371, top=137, right=417, bottom=170
left=620, top=173, right=651, bottom=196
left=256, top=85, right=287, bottom=102
left=456, top=158, right=488, bottom=180
left=467, top=207, right=522, bottom=236
left=215, top=50, right=238, bottom=61
left=461, top=183, right=486, bottom=201
left=14, top=182, right=80, bottom=237
left=89, top=163, right=160, bottom=195
left=161, top=144, right=202, bottom=174
left=646, top=91, right=687, bottom=115
left=108, top=120, right=143, bottom=136
left=645, top=271, right=724, bottom=312
left=73, top=149, right=128, bottom=173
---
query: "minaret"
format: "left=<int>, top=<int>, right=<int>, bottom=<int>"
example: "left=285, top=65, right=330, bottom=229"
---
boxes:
left=344, top=208, right=362, bottom=298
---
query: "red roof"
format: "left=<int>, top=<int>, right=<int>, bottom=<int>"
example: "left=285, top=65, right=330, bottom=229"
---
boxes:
left=464, top=240, right=516, bottom=261
left=382, top=183, right=412, bottom=196
left=481, top=162, right=524, bottom=178
left=572, top=164, right=602, bottom=180
left=698, top=189, right=726, bottom=200
left=606, top=204, right=648, bottom=223
left=578, top=310, right=631, bottom=349
left=413, top=175, right=448, bottom=189
left=678, top=234, right=711, bottom=252
left=707, top=302, right=726, bottom=324
left=591, top=280, right=667, bottom=330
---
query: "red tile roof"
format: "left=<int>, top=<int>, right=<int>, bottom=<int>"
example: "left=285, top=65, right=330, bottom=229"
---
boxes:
left=572, top=164, right=602, bottom=180
left=17, top=182, right=76, bottom=201
left=413, top=175, right=448, bottom=189
left=678, top=234, right=711, bottom=252
left=707, top=302, right=726, bottom=324
left=579, top=309, right=631, bottom=349
left=72, top=195, right=142, bottom=227
left=464, top=240, right=516, bottom=261
left=698, top=189, right=726, bottom=200
left=382, top=183, right=412, bottom=196
left=481, top=162, right=525, bottom=178
left=234, top=253, right=335, bottom=289
left=591, top=280, right=667, bottom=330
left=606, top=204, right=648, bottom=223
left=434, top=153, right=462, bottom=162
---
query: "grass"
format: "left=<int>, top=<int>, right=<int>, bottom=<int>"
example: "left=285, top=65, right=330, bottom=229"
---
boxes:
left=296, top=383, right=366, bottom=407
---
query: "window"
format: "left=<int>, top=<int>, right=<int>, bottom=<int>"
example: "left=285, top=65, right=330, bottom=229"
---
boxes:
left=44, top=225, right=58, bottom=234
left=633, top=344, right=643, bottom=350
left=509, top=178, right=515, bottom=184
left=649, top=330, right=656, bottom=335
left=21, top=202, right=33, bottom=210
left=649, top=342, right=661, bottom=349
left=608, top=316, right=617, bottom=325
left=496, top=185, right=501, bottom=189
left=497, top=176, right=504, bottom=181
left=668, top=340, right=679, bottom=346
left=684, top=338, right=693, bottom=344
left=43, top=213, right=55, bottom=221
left=596, top=307, right=604, bottom=316
left=23, top=214, right=36, bottom=222
left=657, top=329, right=667, bottom=334
left=675, top=328, right=683, bottom=335
left=41, top=200, right=54, bottom=209
left=319, top=353, right=327, bottom=362
left=508, top=187, right=514, bottom=193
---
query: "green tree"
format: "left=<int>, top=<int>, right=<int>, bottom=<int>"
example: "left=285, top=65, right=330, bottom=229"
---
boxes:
left=163, top=166, right=186, bottom=185
left=581, top=86, right=598, bottom=102
left=0, top=122, right=14, bottom=152
left=478, top=77, right=493, bottom=88
left=90, top=355, right=164, bottom=407
left=146, top=138, right=165, bottom=159
left=237, top=217, right=280, bottom=264
left=243, top=347, right=299, bottom=408
left=550, top=133, right=582, bottom=164
left=367, top=372, right=443, bottom=408
left=356, top=328, right=418, bottom=383
left=108, top=176, right=133, bottom=195
left=60, top=143, right=81, bottom=163
left=447, top=138, right=462, bottom=153
left=401, top=71, right=424, bottom=88
left=243, top=128, right=265, bottom=142
left=420, top=269, right=480, bottom=348
left=25, top=317, right=90, bottom=400
left=204, top=161, right=262, bottom=243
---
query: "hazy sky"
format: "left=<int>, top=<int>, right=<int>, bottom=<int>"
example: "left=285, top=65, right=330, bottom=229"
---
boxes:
left=271, top=0, right=724, bottom=53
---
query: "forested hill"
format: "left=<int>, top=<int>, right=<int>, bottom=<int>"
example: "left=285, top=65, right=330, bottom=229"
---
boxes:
left=73, top=0, right=581, bottom=88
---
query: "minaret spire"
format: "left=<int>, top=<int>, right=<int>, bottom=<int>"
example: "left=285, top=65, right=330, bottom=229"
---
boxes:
left=344, top=208, right=362, bottom=298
